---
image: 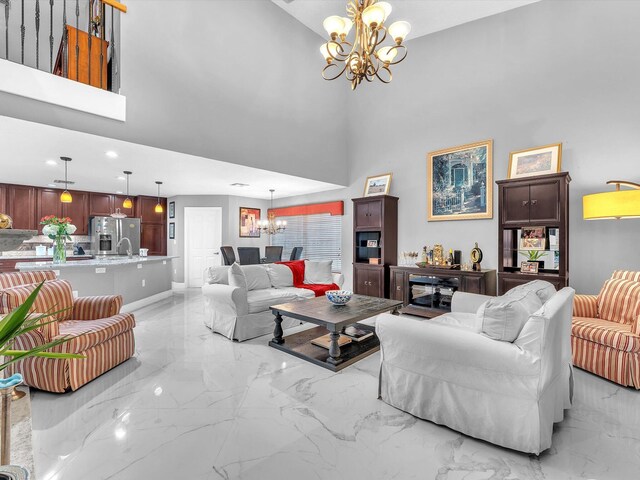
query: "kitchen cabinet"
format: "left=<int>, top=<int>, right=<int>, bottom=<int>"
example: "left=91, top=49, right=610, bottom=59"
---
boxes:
left=0, top=185, right=6, bottom=214
left=136, top=196, right=166, bottom=224
left=63, top=191, right=90, bottom=235
left=141, top=223, right=166, bottom=256
left=114, top=195, right=136, bottom=217
left=7, top=185, right=37, bottom=230
left=89, top=192, right=114, bottom=216
left=36, top=188, right=63, bottom=232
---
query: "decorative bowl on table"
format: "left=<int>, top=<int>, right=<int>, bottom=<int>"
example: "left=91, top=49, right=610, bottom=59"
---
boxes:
left=325, top=290, right=353, bottom=305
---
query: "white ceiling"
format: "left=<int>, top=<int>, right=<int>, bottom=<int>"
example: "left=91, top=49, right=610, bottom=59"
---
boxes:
left=0, top=116, right=345, bottom=199
left=272, top=0, right=540, bottom=41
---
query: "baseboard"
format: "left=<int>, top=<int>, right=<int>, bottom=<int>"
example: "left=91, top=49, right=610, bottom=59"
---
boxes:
left=171, top=282, right=186, bottom=291
left=121, top=290, right=173, bottom=313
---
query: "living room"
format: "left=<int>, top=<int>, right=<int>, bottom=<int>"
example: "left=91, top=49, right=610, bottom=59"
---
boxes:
left=0, top=1, right=638, bottom=479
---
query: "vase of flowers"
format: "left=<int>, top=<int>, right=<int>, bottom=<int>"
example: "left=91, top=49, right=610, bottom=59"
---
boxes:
left=40, top=216, right=76, bottom=264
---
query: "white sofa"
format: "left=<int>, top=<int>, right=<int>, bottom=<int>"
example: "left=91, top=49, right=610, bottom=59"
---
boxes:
left=202, top=264, right=344, bottom=342
left=376, top=280, right=575, bottom=454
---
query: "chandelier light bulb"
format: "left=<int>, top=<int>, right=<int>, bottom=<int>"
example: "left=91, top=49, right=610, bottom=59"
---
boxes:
left=377, top=46, right=397, bottom=63
left=362, top=2, right=391, bottom=28
left=388, top=20, right=411, bottom=43
left=320, top=42, right=339, bottom=62
left=323, top=15, right=344, bottom=37
left=340, top=17, right=353, bottom=37
left=378, top=2, right=393, bottom=21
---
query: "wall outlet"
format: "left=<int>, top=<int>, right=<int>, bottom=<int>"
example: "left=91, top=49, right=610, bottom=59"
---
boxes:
left=137, top=264, right=142, bottom=269
left=162, top=260, right=167, bottom=265
left=174, top=268, right=177, bottom=275
left=95, top=267, right=106, bottom=274
left=142, top=279, right=146, bottom=287
left=72, top=290, right=79, bottom=298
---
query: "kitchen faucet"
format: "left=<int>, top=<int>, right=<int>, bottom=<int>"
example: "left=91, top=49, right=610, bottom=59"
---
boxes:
left=116, top=237, right=133, bottom=258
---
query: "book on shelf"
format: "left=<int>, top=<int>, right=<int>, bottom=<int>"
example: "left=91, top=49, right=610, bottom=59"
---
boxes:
left=343, top=325, right=374, bottom=342
left=311, top=334, right=352, bottom=349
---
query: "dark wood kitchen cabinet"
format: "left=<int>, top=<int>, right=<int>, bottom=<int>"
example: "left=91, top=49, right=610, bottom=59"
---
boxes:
left=136, top=196, right=166, bottom=224
left=114, top=195, right=136, bottom=217
left=137, top=196, right=167, bottom=255
left=89, top=192, right=115, bottom=216
left=63, top=191, right=90, bottom=235
left=0, top=185, right=7, bottom=215
left=7, top=185, right=37, bottom=230
left=36, top=188, right=63, bottom=232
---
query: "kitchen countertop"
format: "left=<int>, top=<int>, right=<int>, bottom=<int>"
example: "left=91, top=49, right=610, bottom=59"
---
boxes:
left=1, top=254, right=94, bottom=260
left=16, top=255, right=178, bottom=269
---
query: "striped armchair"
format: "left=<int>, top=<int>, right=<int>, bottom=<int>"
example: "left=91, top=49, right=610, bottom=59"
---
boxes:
left=0, top=271, right=135, bottom=392
left=572, top=270, right=640, bottom=388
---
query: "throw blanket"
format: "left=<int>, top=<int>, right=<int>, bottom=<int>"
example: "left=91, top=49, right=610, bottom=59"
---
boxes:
left=276, top=260, right=339, bottom=297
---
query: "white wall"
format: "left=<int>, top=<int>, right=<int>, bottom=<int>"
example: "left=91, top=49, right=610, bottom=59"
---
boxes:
left=276, top=0, right=640, bottom=295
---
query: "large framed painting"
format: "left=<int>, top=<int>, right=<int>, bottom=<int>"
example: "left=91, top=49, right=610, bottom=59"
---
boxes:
left=508, top=143, right=562, bottom=179
left=427, top=140, right=493, bottom=221
left=239, top=207, right=261, bottom=238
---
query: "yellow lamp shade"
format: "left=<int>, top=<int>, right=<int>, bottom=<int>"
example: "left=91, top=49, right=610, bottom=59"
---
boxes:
left=388, top=20, right=411, bottom=43
left=154, top=203, right=164, bottom=214
left=583, top=189, right=640, bottom=219
left=60, top=190, right=73, bottom=203
left=122, top=197, right=133, bottom=209
left=323, top=15, right=344, bottom=37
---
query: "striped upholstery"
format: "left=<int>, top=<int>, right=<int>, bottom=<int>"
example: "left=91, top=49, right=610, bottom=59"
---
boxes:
left=572, top=317, right=640, bottom=352
left=0, top=279, right=74, bottom=322
left=571, top=336, right=639, bottom=388
left=597, top=278, right=640, bottom=324
left=612, top=270, right=640, bottom=282
left=0, top=270, right=56, bottom=289
left=573, top=294, right=598, bottom=318
left=54, top=314, right=135, bottom=353
left=72, top=295, right=123, bottom=320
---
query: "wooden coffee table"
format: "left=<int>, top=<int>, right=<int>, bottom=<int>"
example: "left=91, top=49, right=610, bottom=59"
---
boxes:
left=269, top=294, right=403, bottom=372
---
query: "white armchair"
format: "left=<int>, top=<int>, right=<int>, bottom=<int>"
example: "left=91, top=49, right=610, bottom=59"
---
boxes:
left=376, top=284, right=575, bottom=454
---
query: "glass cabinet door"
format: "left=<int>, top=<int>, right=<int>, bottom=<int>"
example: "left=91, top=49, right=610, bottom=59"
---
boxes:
left=408, top=275, right=460, bottom=312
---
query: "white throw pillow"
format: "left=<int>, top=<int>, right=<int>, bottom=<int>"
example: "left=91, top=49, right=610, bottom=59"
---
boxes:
left=266, top=264, right=294, bottom=288
left=205, top=266, right=229, bottom=285
left=477, top=289, right=543, bottom=342
left=304, top=260, right=333, bottom=284
left=241, top=265, right=272, bottom=291
left=506, top=280, right=556, bottom=304
left=227, top=262, right=247, bottom=291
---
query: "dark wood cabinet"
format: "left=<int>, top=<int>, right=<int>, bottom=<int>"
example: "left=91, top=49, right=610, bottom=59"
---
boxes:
left=63, top=191, right=90, bottom=235
left=497, top=173, right=570, bottom=295
left=141, top=223, right=166, bottom=256
left=7, top=185, right=37, bottom=230
left=114, top=195, right=136, bottom=217
left=352, top=195, right=398, bottom=299
left=36, top=188, right=63, bottom=232
left=0, top=185, right=7, bottom=216
left=136, top=196, right=166, bottom=224
left=89, top=192, right=114, bottom=216
left=390, top=266, right=496, bottom=318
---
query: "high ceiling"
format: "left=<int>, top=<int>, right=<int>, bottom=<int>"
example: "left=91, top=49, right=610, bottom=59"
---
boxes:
left=0, top=116, right=344, bottom=199
left=272, top=0, right=540, bottom=41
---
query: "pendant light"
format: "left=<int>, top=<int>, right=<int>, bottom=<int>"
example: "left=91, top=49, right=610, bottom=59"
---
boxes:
left=60, top=156, right=73, bottom=203
left=154, top=181, right=164, bottom=213
left=122, top=171, right=133, bottom=209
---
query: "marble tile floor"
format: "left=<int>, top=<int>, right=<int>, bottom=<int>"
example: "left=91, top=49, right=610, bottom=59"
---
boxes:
left=30, top=290, right=640, bottom=480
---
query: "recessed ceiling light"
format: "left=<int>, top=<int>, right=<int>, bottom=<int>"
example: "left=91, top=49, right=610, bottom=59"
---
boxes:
left=47, top=183, right=57, bottom=187
left=115, top=190, right=124, bottom=194
left=116, top=176, right=125, bottom=181
left=230, top=182, right=250, bottom=187
left=106, top=151, right=118, bottom=158
left=45, top=159, right=57, bottom=166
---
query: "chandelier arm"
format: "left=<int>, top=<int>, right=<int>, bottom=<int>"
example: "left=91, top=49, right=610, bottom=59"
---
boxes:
left=376, top=27, right=388, bottom=47
left=328, top=39, right=352, bottom=62
left=367, top=28, right=380, bottom=56
left=322, top=62, right=349, bottom=81
left=374, top=65, right=393, bottom=84
left=386, top=44, right=408, bottom=65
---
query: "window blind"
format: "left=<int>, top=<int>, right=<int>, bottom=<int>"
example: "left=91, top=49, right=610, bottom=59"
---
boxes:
left=272, top=213, right=342, bottom=271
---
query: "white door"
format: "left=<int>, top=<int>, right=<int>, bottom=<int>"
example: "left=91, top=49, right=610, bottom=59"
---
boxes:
left=184, top=207, right=222, bottom=288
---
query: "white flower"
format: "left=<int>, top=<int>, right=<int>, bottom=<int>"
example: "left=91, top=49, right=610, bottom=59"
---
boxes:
left=66, top=224, right=77, bottom=235
left=42, top=224, right=56, bottom=236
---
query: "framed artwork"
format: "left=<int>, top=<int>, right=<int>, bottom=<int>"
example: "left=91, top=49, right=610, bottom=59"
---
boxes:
left=366, top=240, right=378, bottom=247
left=364, top=173, right=392, bottom=196
left=427, top=140, right=493, bottom=221
left=521, top=261, right=539, bottom=274
left=508, top=143, right=562, bottom=179
left=169, top=222, right=175, bottom=239
left=519, top=226, right=546, bottom=250
left=239, top=207, right=261, bottom=238
left=169, top=201, right=175, bottom=219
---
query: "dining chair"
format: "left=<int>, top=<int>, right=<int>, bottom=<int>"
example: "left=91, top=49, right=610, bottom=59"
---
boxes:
left=289, top=247, right=303, bottom=261
left=220, top=246, right=237, bottom=266
left=264, top=246, right=283, bottom=263
left=237, top=247, right=261, bottom=265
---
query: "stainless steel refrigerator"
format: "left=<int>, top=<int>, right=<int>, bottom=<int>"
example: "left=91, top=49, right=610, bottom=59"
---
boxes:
left=90, top=217, right=141, bottom=255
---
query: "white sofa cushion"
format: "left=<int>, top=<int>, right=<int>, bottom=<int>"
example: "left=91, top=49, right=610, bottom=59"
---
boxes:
left=266, top=264, right=294, bottom=288
left=228, top=263, right=247, bottom=291
left=477, top=289, right=543, bottom=342
left=241, top=265, right=271, bottom=291
left=506, top=280, right=556, bottom=304
left=246, top=289, right=300, bottom=314
left=304, top=260, right=333, bottom=284
left=205, top=266, right=229, bottom=285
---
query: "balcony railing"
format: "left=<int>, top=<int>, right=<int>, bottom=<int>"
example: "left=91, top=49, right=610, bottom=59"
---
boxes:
left=0, top=0, right=123, bottom=94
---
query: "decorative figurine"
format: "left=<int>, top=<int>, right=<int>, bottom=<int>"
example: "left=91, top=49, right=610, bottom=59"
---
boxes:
left=0, top=214, right=13, bottom=229
left=470, top=242, right=483, bottom=271
left=433, top=244, right=444, bottom=266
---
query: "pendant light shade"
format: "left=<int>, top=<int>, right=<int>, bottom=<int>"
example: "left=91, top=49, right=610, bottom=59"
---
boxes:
left=583, top=180, right=640, bottom=220
left=123, top=171, right=133, bottom=209
left=60, top=157, right=73, bottom=203
left=154, top=181, right=164, bottom=213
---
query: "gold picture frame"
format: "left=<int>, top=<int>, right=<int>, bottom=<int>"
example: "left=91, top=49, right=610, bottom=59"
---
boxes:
left=363, top=173, right=392, bottom=196
left=508, top=143, right=562, bottom=179
left=427, top=140, right=493, bottom=221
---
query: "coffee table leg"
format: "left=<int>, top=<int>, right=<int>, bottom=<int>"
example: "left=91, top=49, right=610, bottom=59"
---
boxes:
left=273, top=312, right=284, bottom=345
left=327, top=331, right=341, bottom=365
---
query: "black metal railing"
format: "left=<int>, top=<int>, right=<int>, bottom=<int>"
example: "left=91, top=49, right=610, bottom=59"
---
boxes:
left=0, top=0, right=121, bottom=93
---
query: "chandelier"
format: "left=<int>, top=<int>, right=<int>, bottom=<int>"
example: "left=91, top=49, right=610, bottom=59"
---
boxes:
left=320, top=0, right=411, bottom=90
left=259, top=189, right=286, bottom=235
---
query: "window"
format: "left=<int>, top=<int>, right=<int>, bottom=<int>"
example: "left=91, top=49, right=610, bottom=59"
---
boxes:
left=272, top=213, right=342, bottom=271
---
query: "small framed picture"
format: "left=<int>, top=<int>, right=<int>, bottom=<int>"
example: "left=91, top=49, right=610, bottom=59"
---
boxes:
left=364, top=173, right=392, bottom=197
left=508, top=143, right=562, bottom=179
left=366, top=240, right=378, bottom=248
left=169, top=222, right=175, bottom=239
left=239, top=207, right=261, bottom=238
left=169, top=201, right=175, bottom=219
left=521, top=261, right=539, bottom=274
left=519, top=226, right=546, bottom=250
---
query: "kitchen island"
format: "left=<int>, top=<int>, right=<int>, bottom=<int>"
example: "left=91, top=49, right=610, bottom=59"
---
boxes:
left=16, top=256, right=177, bottom=311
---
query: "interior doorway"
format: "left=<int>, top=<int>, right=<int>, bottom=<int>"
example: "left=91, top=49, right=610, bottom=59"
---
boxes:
left=184, top=207, right=222, bottom=288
